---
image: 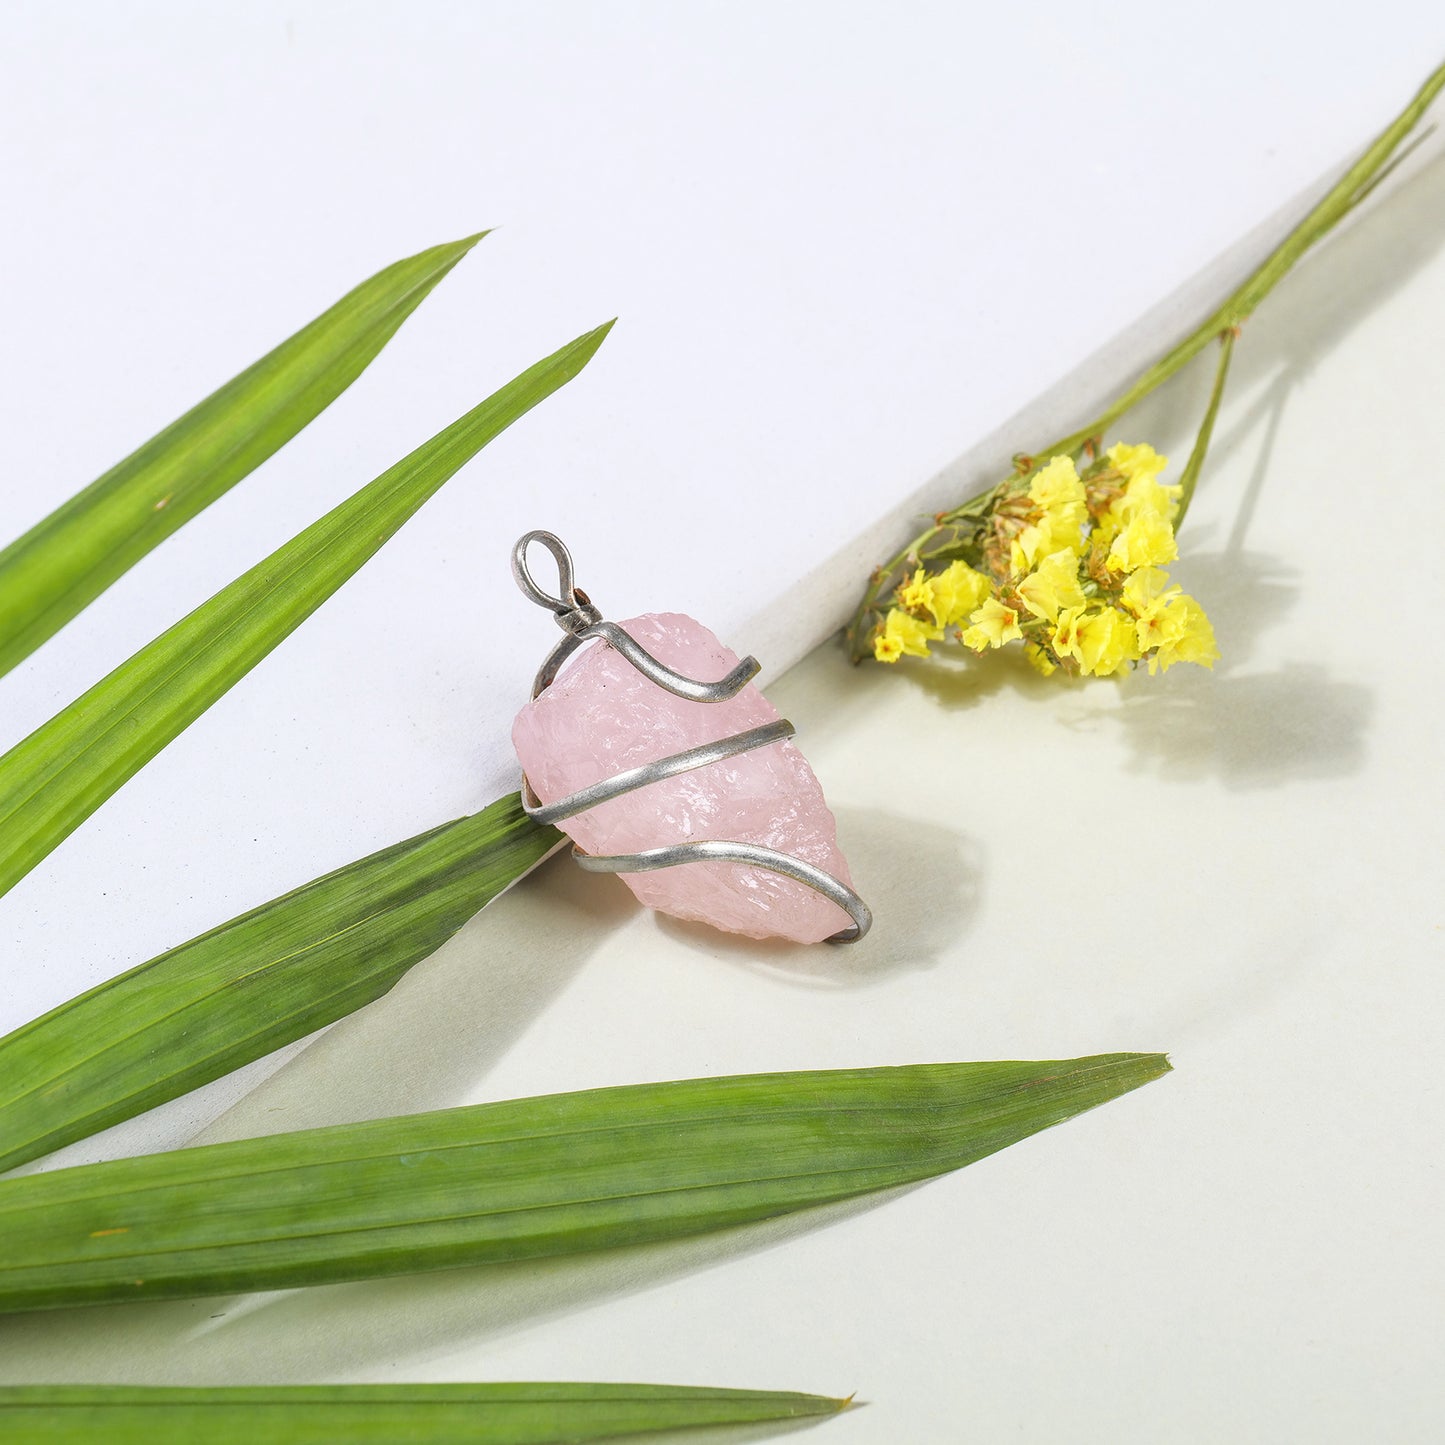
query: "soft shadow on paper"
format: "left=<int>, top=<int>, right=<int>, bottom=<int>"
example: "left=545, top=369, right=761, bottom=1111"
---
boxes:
left=1106, top=572, right=1372, bottom=790
left=617, top=1419, right=847, bottom=1445
left=1099, top=370, right=1372, bottom=791
left=0, top=1186, right=918, bottom=1388
left=889, top=642, right=1050, bottom=715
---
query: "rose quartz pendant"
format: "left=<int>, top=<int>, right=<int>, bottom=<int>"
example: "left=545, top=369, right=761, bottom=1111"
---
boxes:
left=510, top=532, right=869, bottom=944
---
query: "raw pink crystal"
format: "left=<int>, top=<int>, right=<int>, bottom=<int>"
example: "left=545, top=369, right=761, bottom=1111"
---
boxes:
left=512, top=612, right=854, bottom=943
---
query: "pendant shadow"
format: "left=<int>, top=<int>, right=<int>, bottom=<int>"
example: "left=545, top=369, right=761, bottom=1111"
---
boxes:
left=650, top=806, right=981, bottom=989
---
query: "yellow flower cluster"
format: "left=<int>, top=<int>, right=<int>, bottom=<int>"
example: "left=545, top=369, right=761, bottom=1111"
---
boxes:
left=872, top=443, right=1217, bottom=677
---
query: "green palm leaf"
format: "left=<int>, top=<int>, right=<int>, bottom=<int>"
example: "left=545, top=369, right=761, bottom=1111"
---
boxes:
left=0, top=1382, right=847, bottom=1443
left=0, top=320, right=612, bottom=903
left=0, top=1054, right=1167, bottom=1314
left=0, top=794, right=556, bottom=1175
left=0, top=233, right=488, bottom=679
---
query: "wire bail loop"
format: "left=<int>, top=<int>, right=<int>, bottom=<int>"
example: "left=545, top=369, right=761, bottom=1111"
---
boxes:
left=511, top=530, right=603, bottom=636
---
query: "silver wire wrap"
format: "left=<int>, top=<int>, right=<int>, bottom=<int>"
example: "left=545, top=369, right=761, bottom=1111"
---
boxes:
left=513, top=530, right=760, bottom=703
left=523, top=718, right=798, bottom=827
left=512, top=530, right=872, bottom=944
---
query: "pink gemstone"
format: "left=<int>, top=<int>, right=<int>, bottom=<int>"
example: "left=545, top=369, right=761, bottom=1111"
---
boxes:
left=512, top=612, right=855, bottom=943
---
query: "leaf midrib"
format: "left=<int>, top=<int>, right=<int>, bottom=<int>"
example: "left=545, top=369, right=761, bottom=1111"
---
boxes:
left=0, top=1081, right=1084, bottom=1218
left=0, top=1160, right=933, bottom=1276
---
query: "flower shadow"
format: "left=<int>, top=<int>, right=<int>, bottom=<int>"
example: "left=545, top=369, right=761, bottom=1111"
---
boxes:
left=1110, top=647, right=1372, bottom=791
left=1081, top=154, right=1445, bottom=789
left=1098, top=487, right=1373, bottom=789
left=897, top=643, right=1054, bottom=714
left=1094, top=367, right=1371, bottom=790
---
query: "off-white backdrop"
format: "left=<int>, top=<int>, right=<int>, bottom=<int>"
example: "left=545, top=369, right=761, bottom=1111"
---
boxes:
left=2, top=6, right=1443, bottom=1441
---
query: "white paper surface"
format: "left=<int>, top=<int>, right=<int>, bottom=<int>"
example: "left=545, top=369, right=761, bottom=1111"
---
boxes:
left=1, top=7, right=1444, bottom=1440
left=2, top=4, right=1442, bottom=1024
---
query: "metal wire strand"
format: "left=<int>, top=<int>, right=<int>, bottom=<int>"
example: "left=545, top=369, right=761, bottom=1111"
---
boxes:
left=573, top=840, right=872, bottom=944
left=513, top=530, right=872, bottom=944
left=522, top=719, right=797, bottom=826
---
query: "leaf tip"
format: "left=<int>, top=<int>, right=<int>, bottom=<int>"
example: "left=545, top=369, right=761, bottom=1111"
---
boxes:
left=570, top=317, right=618, bottom=363
left=791, top=1390, right=858, bottom=1418
left=1109, top=1051, right=1173, bottom=1092
left=412, top=229, right=494, bottom=275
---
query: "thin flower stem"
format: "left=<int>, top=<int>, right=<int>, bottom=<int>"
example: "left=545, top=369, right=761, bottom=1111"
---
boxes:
left=845, top=57, right=1445, bottom=660
left=1173, top=328, right=1236, bottom=531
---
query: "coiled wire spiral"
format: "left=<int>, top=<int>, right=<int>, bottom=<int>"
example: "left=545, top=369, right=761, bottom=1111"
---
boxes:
left=513, top=531, right=871, bottom=944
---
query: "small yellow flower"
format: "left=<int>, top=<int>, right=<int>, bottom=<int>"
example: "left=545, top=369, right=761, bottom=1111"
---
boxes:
left=1148, top=596, right=1218, bottom=673
left=929, top=559, right=993, bottom=627
left=1013, top=515, right=1084, bottom=575
left=1010, top=531, right=1040, bottom=576
left=1119, top=566, right=1179, bottom=616
left=1134, top=598, right=1183, bottom=655
left=1016, top=549, right=1086, bottom=621
left=960, top=597, right=1023, bottom=651
left=1050, top=605, right=1088, bottom=666
left=1105, top=442, right=1181, bottom=528
left=1005, top=453, right=1086, bottom=566
left=875, top=607, right=942, bottom=662
left=1107, top=510, right=1178, bottom=573
left=1124, top=476, right=1182, bottom=522
left=1076, top=605, right=1138, bottom=676
left=1039, top=507, right=1086, bottom=558
left=1028, top=455, right=1086, bottom=512
left=1022, top=456, right=1087, bottom=562
left=898, top=568, right=936, bottom=617
left=897, top=562, right=991, bottom=629
left=1106, top=442, right=1168, bottom=486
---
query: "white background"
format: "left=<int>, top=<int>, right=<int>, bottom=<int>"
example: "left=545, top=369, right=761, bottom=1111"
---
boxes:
left=2, top=5, right=1444, bottom=1441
